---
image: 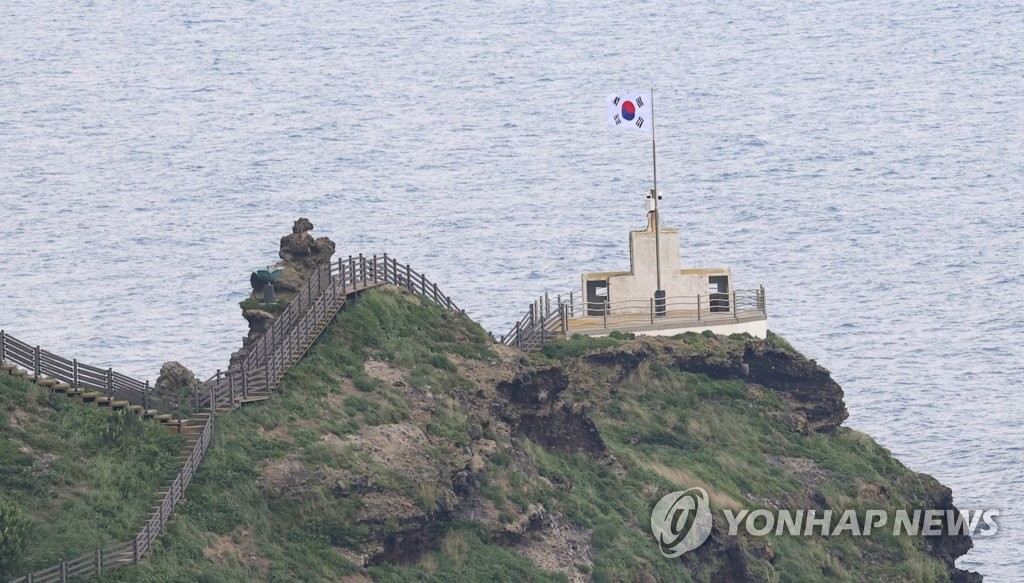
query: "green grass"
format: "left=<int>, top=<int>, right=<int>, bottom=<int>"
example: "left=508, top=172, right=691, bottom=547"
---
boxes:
left=94, top=288, right=507, bottom=582
left=239, top=298, right=289, bottom=315
left=0, top=372, right=182, bottom=578
left=14, top=287, right=957, bottom=582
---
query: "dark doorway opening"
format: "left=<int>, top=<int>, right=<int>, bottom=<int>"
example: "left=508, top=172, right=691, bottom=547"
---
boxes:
left=709, top=276, right=730, bottom=313
left=586, top=280, right=609, bottom=316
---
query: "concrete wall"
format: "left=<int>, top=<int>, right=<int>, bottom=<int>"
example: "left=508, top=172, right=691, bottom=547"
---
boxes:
left=576, top=317, right=768, bottom=339
left=581, top=212, right=731, bottom=313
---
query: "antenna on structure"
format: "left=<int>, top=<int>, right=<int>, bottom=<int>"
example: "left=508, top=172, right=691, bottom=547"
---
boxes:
left=648, top=86, right=665, bottom=316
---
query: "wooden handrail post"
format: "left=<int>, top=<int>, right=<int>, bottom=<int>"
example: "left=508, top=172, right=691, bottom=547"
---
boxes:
left=433, top=282, right=440, bottom=303
left=650, top=297, right=655, bottom=325
left=96, top=548, right=102, bottom=574
left=603, top=300, right=609, bottom=329
left=349, top=255, right=355, bottom=287
left=383, top=253, right=389, bottom=283
left=229, top=372, right=235, bottom=405
left=561, top=303, right=568, bottom=334
left=420, top=272, right=427, bottom=295
left=406, top=264, right=412, bottom=291
left=216, top=370, right=222, bottom=408
left=359, top=253, right=366, bottom=284
left=515, top=321, right=522, bottom=350
left=33, top=345, right=40, bottom=380
left=241, top=371, right=248, bottom=399
left=446, top=295, right=452, bottom=310
left=144, top=381, right=150, bottom=411
left=106, top=368, right=113, bottom=398
left=697, top=294, right=701, bottom=320
left=0, top=330, right=5, bottom=363
left=759, top=285, right=766, bottom=312
left=72, top=359, right=79, bottom=389
left=372, top=254, right=377, bottom=282
left=133, top=537, right=139, bottom=564
left=732, top=291, right=738, bottom=320
left=60, top=559, right=67, bottom=583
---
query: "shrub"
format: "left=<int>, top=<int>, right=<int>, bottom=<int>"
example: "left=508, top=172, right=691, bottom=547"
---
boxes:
left=0, top=495, right=30, bottom=575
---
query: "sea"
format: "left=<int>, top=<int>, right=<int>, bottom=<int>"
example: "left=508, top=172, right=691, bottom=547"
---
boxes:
left=1, top=1, right=1020, bottom=579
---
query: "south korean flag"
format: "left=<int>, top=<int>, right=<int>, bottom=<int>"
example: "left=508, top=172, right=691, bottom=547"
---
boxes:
left=607, top=92, right=652, bottom=132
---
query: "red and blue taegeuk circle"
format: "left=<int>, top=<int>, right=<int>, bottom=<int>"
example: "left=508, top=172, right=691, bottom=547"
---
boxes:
left=621, top=100, right=636, bottom=121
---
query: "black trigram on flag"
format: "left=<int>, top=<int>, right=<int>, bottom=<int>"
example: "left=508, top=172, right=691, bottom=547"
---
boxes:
left=607, top=92, right=652, bottom=132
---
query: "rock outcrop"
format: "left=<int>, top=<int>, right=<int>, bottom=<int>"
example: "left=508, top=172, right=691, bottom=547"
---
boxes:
left=263, top=217, right=336, bottom=297
left=154, top=361, right=200, bottom=410
left=232, top=218, right=336, bottom=367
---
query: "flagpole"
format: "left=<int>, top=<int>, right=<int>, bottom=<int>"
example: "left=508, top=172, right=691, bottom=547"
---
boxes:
left=651, top=86, right=662, bottom=296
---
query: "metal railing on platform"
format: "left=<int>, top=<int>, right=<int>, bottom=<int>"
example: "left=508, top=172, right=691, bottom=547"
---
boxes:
left=501, top=287, right=767, bottom=352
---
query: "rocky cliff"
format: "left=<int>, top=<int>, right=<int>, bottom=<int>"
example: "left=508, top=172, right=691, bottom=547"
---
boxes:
left=232, top=218, right=337, bottom=367
left=110, top=286, right=982, bottom=582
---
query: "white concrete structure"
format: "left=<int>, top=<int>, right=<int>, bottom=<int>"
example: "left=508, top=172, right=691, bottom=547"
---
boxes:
left=569, top=211, right=767, bottom=339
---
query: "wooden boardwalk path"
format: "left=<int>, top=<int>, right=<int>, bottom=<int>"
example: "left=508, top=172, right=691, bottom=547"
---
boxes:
left=2, top=253, right=462, bottom=583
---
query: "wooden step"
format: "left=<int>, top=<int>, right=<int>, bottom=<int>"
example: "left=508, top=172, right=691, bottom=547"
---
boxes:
left=155, top=414, right=173, bottom=423
left=66, top=388, right=83, bottom=397
left=111, top=400, right=130, bottom=411
left=53, top=384, right=71, bottom=394
left=36, top=378, right=58, bottom=388
left=128, top=405, right=144, bottom=414
left=142, top=409, right=158, bottom=419
left=81, top=391, right=100, bottom=402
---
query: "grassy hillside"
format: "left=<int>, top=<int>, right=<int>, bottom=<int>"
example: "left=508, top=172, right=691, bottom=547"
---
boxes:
left=63, top=286, right=973, bottom=582
left=0, top=371, right=182, bottom=578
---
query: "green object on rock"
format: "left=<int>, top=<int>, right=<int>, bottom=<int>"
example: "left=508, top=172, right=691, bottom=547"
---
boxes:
left=255, top=266, right=284, bottom=284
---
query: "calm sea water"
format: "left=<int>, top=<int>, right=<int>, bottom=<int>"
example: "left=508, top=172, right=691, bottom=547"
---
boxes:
left=1, top=1, right=1021, bottom=578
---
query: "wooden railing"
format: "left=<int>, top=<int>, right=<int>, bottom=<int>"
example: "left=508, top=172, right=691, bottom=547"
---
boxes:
left=4, top=252, right=462, bottom=583
left=194, top=253, right=463, bottom=413
left=4, top=413, right=214, bottom=583
left=502, top=287, right=767, bottom=351
left=0, top=332, right=172, bottom=414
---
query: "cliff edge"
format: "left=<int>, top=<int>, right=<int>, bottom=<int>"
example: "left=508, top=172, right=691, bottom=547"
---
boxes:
left=99, top=285, right=981, bottom=582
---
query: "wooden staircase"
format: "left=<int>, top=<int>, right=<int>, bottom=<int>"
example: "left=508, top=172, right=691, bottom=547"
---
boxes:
left=2, top=361, right=196, bottom=440
left=4, top=253, right=466, bottom=583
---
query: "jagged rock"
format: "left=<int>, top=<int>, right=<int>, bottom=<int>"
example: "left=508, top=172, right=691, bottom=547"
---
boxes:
left=153, top=360, right=197, bottom=393
left=239, top=218, right=337, bottom=347
left=242, top=309, right=275, bottom=335
left=278, top=218, right=335, bottom=270
left=154, top=361, right=199, bottom=403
